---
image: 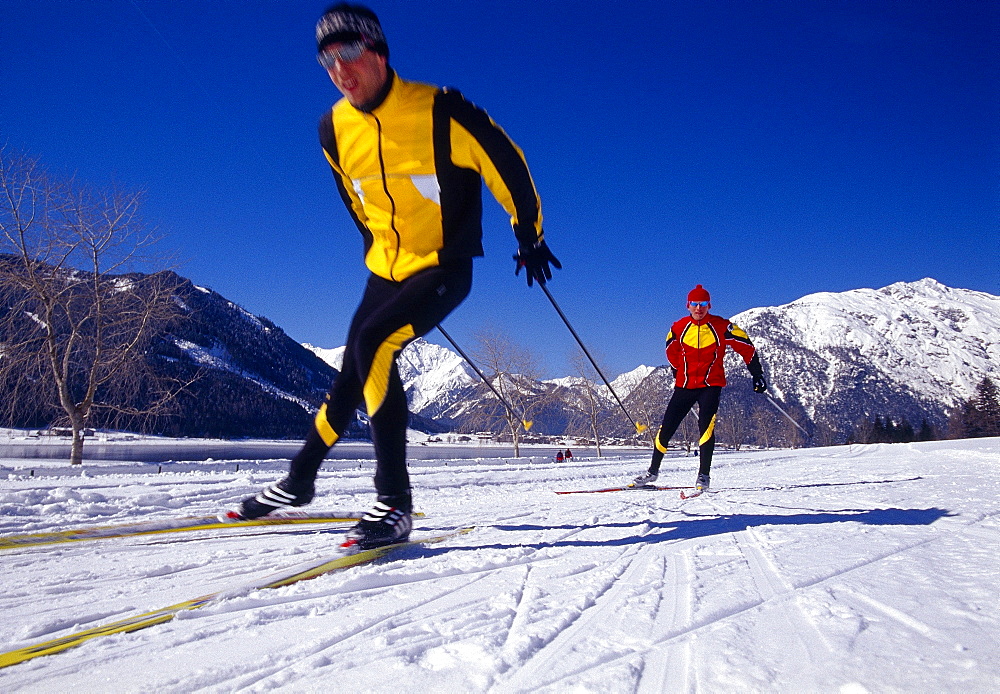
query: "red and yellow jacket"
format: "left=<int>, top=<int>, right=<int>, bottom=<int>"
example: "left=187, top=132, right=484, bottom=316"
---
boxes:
left=665, top=314, right=760, bottom=388
left=319, top=71, right=543, bottom=282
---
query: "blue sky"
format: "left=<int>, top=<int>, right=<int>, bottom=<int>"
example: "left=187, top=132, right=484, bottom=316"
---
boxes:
left=3, top=1, right=997, bottom=378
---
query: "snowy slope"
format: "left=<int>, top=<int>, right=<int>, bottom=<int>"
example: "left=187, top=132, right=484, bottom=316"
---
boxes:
left=609, top=364, right=658, bottom=399
left=729, top=278, right=1000, bottom=426
left=303, top=343, right=345, bottom=371
left=394, top=339, right=478, bottom=417
left=550, top=366, right=660, bottom=409
left=307, top=339, right=478, bottom=419
left=2, top=437, right=999, bottom=691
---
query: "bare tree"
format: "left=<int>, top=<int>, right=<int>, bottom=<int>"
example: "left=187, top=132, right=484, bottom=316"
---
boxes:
left=626, top=367, right=673, bottom=448
left=750, top=401, right=781, bottom=449
left=775, top=400, right=809, bottom=448
left=0, top=147, right=186, bottom=464
left=812, top=418, right=841, bottom=447
left=717, top=399, right=751, bottom=450
left=564, top=350, right=610, bottom=456
left=677, top=408, right=700, bottom=454
left=469, top=327, right=550, bottom=457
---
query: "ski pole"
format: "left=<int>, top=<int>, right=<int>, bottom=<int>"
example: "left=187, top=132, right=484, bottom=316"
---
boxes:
left=764, top=394, right=812, bottom=440
left=436, top=325, right=533, bottom=431
left=538, top=284, right=647, bottom=434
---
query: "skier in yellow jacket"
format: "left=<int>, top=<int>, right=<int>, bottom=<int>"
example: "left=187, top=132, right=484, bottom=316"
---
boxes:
left=229, top=4, right=560, bottom=550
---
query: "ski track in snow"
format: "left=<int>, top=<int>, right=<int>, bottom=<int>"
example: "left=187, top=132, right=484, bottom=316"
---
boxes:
left=0, top=438, right=999, bottom=692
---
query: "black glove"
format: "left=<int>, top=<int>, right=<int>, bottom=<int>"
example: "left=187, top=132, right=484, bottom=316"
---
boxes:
left=747, top=354, right=766, bottom=393
left=513, top=240, right=561, bottom=287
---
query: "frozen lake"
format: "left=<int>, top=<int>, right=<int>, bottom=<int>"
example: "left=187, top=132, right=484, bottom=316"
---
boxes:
left=0, top=437, right=650, bottom=478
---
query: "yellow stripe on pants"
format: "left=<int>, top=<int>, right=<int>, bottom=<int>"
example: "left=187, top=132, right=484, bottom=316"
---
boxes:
left=364, top=324, right=416, bottom=416
left=655, top=426, right=668, bottom=453
left=314, top=402, right=341, bottom=447
left=699, top=414, right=717, bottom=445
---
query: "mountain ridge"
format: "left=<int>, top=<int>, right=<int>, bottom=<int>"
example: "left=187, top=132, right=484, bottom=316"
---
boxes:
left=4, top=260, right=995, bottom=444
left=308, top=278, right=999, bottom=443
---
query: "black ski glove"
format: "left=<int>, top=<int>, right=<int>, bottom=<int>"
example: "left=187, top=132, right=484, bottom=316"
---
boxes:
left=748, top=354, right=767, bottom=393
left=513, top=240, right=561, bottom=287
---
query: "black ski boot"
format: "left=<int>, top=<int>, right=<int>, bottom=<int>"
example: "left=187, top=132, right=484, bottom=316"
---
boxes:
left=340, top=494, right=412, bottom=552
left=223, top=477, right=315, bottom=521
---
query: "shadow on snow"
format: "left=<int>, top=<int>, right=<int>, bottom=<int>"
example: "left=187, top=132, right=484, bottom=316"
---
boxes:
left=473, top=507, right=954, bottom=550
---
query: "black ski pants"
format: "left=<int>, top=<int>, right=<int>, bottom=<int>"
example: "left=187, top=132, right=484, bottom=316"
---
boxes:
left=648, top=386, right=722, bottom=477
left=286, top=259, right=473, bottom=502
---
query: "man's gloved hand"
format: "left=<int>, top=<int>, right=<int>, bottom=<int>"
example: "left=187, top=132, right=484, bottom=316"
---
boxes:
left=747, top=354, right=766, bottom=393
left=513, top=240, right=561, bottom=287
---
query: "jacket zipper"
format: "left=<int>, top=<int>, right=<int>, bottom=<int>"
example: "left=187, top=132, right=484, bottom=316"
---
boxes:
left=374, top=114, right=401, bottom=281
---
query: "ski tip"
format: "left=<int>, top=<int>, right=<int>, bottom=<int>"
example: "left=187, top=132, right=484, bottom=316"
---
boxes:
left=336, top=537, right=405, bottom=555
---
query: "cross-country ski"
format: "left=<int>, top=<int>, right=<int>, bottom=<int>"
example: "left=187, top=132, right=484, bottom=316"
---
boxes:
left=555, top=485, right=694, bottom=495
left=0, top=527, right=472, bottom=669
left=0, top=511, right=374, bottom=550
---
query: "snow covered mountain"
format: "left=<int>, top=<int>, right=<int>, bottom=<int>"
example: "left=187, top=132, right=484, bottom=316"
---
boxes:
left=725, top=278, right=1000, bottom=433
left=391, top=341, right=480, bottom=418
left=0, top=260, right=340, bottom=439
left=29, top=265, right=995, bottom=443
left=307, top=279, right=1000, bottom=442
left=306, top=340, right=480, bottom=422
left=608, top=365, right=659, bottom=400
left=302, top=344, right=345, bottom=371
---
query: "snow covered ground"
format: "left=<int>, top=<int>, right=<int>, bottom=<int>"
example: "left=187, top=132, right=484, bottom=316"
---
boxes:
left=1, top=437, right=998, bottom=692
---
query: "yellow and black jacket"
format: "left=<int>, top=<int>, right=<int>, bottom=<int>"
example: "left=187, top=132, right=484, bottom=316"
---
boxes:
left=319, top=71, right=544, bottom=282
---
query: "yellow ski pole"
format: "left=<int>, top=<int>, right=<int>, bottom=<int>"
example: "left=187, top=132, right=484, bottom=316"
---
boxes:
left=436, top=325, right=533, bottom=431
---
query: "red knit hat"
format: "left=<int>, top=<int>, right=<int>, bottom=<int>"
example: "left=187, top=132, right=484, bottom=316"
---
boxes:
left=687, top=284, right=711, bottom=303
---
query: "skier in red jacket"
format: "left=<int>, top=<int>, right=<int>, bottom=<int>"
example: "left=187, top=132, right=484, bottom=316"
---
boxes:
left=631, top=285, right=767, bottom=492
